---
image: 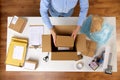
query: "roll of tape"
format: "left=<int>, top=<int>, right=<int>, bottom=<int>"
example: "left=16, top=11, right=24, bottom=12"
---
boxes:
left=74, top=61, right=84, bottom=70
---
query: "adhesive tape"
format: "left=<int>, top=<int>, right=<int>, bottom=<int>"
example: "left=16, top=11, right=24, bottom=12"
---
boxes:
left=74, top=61, right=84, bottom=70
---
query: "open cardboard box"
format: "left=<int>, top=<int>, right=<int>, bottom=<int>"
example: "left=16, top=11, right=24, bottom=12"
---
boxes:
left=42, top=25, right=97, bottom=60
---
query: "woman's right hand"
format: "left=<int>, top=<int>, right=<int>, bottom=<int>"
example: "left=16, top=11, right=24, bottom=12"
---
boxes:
left=50, top=28, right=56, bottom=46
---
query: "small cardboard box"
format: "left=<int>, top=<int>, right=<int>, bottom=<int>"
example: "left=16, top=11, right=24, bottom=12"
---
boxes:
left=9, top=16, right=27, bottom=33
left=6, top=37, right=28, bottom=67
left=42, top=25, right=87, bottom=60
left=24, top=60, right=38, bottom=70
left=56, top=35, right=74, bottom=47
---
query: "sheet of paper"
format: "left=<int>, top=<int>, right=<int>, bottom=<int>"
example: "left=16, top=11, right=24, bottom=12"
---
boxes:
left=29, top=26, right=43, bottom=46
left=24, top=61, right=36, bottom=70
left=12, top=46, right=24, bottom=60
left=11, top=16, right=18, bottom=24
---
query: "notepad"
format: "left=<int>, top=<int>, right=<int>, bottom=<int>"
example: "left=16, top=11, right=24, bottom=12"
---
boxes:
left=12, top=46, right=24, bottom=60
left=29, top=25, right=43, bottom=46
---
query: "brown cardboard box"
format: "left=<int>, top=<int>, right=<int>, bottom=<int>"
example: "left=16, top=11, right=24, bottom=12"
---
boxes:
left=9, top=16, right=27, bottom=33
left=42, top=25, right=86, bottom=60
left=56, top=35, right=74, bottom=47
left=42, top=25, right=97, bottom=60
left=54, top=25, right=76, bottom=35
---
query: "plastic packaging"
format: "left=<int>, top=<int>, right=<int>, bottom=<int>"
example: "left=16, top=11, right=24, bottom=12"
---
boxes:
left=81, top=15, right=113, bottom=44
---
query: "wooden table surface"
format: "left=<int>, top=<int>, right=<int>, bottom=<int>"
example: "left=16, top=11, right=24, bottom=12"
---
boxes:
left=0, top=0, right=120, bottom=80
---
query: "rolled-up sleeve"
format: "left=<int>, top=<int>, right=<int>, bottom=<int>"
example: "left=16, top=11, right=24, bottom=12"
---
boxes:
left=77, top=0, right=89, bottom=27
left=40, top=0, right=53, bottom=29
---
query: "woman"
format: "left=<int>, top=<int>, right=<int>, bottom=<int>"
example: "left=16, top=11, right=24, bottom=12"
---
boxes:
left=40, top=0, right=89, bottom=46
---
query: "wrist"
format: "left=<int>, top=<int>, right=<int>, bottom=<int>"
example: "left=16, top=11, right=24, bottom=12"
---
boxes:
left=76, top=26, right=81, bottom=32
left=50, top=28, right=56, bottom=35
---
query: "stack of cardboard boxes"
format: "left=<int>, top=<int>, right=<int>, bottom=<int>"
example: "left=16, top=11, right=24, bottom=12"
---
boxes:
left=6, top=16, right=38, bottom=69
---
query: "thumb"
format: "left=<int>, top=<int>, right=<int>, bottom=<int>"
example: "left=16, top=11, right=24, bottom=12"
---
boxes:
left=53, top=36, right=56, bottom=47
left=73, top=34, right=76, bottom=40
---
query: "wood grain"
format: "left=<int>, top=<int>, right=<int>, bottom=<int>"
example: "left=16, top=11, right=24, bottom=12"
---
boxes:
left=0, top=0, right=120, bottom=80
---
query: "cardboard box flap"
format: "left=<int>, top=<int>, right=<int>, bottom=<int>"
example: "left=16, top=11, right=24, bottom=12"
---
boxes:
left=56, top=35, right=74, bottom=47
left=88, top=40, right=97, bottom=50
left=9, top=16, right=27, bottom=33
left=87, top=40, right=97, bottom=57
left=82, top=40, right=97, bottom=57
left=42, top=35, right=51, bottom=52
left=54, top=25, right=76, bottom=35
left=76, top=34, right=87, bottom=52
left=51, top=52, right=79, bottom=60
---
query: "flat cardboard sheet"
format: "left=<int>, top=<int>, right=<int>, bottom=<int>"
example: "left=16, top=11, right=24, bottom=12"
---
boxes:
left=42, top=35, right=51, bottom=52
left=56, top=35, right=74, bottom=47
left=51, top=52, right=79, bottom=60
left=76, top=34, right=87, bottom=53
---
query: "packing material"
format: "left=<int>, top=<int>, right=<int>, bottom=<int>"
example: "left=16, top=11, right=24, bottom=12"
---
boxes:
left=6, top=37, right=28, bottom=67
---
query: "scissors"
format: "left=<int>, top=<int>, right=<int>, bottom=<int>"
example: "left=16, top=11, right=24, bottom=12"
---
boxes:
left=43, top=53, right=49, bottom=62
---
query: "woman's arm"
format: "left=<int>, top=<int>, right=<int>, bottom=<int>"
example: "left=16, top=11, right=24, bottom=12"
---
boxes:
left=40, top=0, right=53, bottom=29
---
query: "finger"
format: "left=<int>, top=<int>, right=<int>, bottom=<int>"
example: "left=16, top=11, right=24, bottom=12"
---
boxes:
left=71, top=33, right=74, bottom=37
left=74, top=35, right=76, bottom=40
left=54, top=40, right=56, bottom=46
left=54, top=37, right=56, bottom=47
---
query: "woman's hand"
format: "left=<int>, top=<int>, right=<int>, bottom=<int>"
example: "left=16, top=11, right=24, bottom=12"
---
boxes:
left=50, top=28, right=56, bottom=46
left=71, top=26, right=81, bottom=40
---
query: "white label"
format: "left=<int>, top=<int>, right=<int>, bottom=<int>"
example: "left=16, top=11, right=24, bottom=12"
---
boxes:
left=11, top=16, right=18, bottom=24
left=12, top=46, right=24, bottom=60
left=24, top=61, right=36, bottom=70
left=58, top=47, right=70, bottom=50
